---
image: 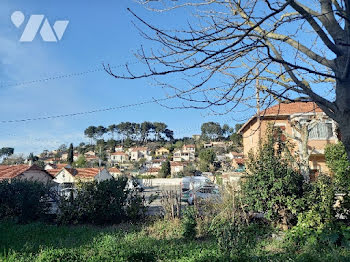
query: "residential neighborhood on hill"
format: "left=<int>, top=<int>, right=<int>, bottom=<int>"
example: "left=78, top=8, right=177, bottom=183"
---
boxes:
left=0, top=101, right=342, bottom=184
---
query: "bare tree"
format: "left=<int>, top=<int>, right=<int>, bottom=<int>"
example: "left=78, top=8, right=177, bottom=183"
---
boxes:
left=105, top=0, right=350, bottom=159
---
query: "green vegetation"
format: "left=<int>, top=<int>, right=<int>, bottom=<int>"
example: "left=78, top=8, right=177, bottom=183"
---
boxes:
left=159, top=160, right=171, bottom=178
left=2, top=219, right=350, bottom=262
left=243, top=128, right=304, bottom=228
left=0, top=180, right=51, bottom=223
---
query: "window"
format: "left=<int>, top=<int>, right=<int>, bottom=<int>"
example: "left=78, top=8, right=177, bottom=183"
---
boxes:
left=308, top=122, right=333, bottom=139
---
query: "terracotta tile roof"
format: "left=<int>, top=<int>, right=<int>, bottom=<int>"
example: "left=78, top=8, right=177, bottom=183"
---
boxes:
left=56, top=164, right=69, bottom=169
left=0, top=165, right=45, bottom=180
left=183, top=144, right=195, bottom=148
left=170, top=161, right=188, bottom=167
left=231, top=152, right=244, bottom=156
left=109, top=167, right=121, bottom=173
left=239, top=102, right=323, bottom=134
left=111, top=152, right=128, bottom=156
left=152, top=159, right=166, bottom=163
left=46, top=169, right=61, bottom=178
left=262, top=102, right=322, bottom=116
left=147, top=168, right=160, bottom=173
left=66, top=168, right=101, bottom=179
left=234, top=159, right=245, bottom=165
left=131, top=147, right=148, bottom=152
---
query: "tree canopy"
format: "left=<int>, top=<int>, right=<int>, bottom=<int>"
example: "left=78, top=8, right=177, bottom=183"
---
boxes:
left=105, top=0, right=350, bottom=159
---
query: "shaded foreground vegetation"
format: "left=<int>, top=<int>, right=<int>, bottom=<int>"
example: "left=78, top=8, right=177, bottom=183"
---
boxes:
left=1, top=219, right=350, bottom=262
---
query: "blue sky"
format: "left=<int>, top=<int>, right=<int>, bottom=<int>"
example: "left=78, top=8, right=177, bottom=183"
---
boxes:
left=0, top=0, right=255, bottom=155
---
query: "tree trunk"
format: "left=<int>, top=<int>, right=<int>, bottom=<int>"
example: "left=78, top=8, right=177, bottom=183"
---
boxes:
left=300, top=125, right=310, bottom=182
left=335, top=76, right=350, bottom=161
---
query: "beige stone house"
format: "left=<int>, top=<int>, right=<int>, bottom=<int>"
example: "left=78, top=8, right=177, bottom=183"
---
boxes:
left=238, top=102, right=338, bottom=176
left=129, top=147, right=151, bottom=161
left=170, top=161, right=188, bottom=175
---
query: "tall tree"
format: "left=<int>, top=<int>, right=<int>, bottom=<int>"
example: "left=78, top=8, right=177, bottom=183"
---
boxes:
left=95, top=126, right=107, bottom=139
left=106, top=0, right=350, bottom=160
left=108, top=124, right=118, bottom=140
left=154, top=122, right=167, bottom=141
left=140, top=121, right=154, bottom=143
left=0, top=147, right=14, bottom=158
left=67, top=143, right=74, bottom=164
left=84, top=126, right=97, bottom=144
left=159, top=160, right=171, bottom=178
left=201, top=122, right=223, bottom=140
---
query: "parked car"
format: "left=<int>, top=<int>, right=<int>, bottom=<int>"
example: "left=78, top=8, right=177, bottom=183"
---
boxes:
left=188, top=185, right=220, bottom=205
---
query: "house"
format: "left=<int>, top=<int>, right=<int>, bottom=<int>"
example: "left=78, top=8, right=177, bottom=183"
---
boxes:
left=85, top=155, right=98, bottom=163
left=109, top=152, right=129, bottom=163
left=45, top=163, right=69, bottom=170
left=130, top=147, right=151, bottom=161
left=183, top=144, right=196, bottom=153
left=144, top=168, right=161, bottom=177
left=108, top=167, right=122, bottom=178
left=155, top=147, right=170, bottom=157
left=173, top=150, right=195, bottom=162
left=0, top=164, right=52, bottom=183
left=60, top=153, right=79, bottom=162
left=226, top=152, right=244, bottom=160
left=84, top=151, right=95, bottom=157
left=232, top=158, right=245, bottom=171
left=238, top=101, right=338, bottom=175
left=170, top=161, right=188, bottom=175
left=146, top=158, right=167, bottom=169
left=51, top=167, right=113, bottom=187
left=115, top=146, right=124, bottom=152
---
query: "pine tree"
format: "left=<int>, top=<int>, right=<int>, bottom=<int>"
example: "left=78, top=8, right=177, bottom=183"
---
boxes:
left=67, top=143, right=74, bottom=164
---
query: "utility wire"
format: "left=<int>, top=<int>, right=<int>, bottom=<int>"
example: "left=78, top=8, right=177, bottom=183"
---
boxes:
left=0, top=62, right=140, bottom=88
left=0, top=96, right=175, bottom=123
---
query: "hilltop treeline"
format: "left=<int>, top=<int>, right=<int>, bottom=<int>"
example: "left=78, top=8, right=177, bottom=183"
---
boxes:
left=84, top=122, right=174, bottom=144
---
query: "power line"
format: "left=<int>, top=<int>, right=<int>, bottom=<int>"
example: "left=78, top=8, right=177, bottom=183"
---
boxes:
left=0, top=62, right=140, bottom=89
left=0, top=96, right=175, bottom=123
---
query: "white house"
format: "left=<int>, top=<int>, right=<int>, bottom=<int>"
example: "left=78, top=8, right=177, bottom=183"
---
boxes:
left=52, top=167, right=113, bottom=187
left=108, top=167, right=123, bottom=178
left=173, top=150, right=195, bottom=162
left=110, top=152, right=129, bottom=163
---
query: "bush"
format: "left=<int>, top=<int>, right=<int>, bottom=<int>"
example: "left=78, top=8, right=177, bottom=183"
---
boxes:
left=212, top=221, right=271, bottom=257
left=325, top=142, right=350, bottom=192
left=242, top=127, right=304, bottom=228
left=182, top=206, right=197, bottom=240
left=57, top=177, right=147, bottom=225
left=0, top=180, right=51, bottom=223
left=285, top=174, right=347, bottom=248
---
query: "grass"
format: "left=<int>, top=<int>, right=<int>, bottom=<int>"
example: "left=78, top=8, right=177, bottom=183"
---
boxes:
left=1, top=220, right=350, bottom=262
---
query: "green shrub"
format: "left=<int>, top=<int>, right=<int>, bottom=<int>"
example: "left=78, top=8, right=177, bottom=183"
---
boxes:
left=212, top=221, right=271, bottom=257
left=325, top=142, right=350, bottom=192
left=0, top=180, right=50, bottom=223
left=242, top=127, right=304, bottom=228
left=182, top=206, right=197, bottom=240
left=57, top=177, right=147, bottom=225
left=285, top=174, right=349, bottom=248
